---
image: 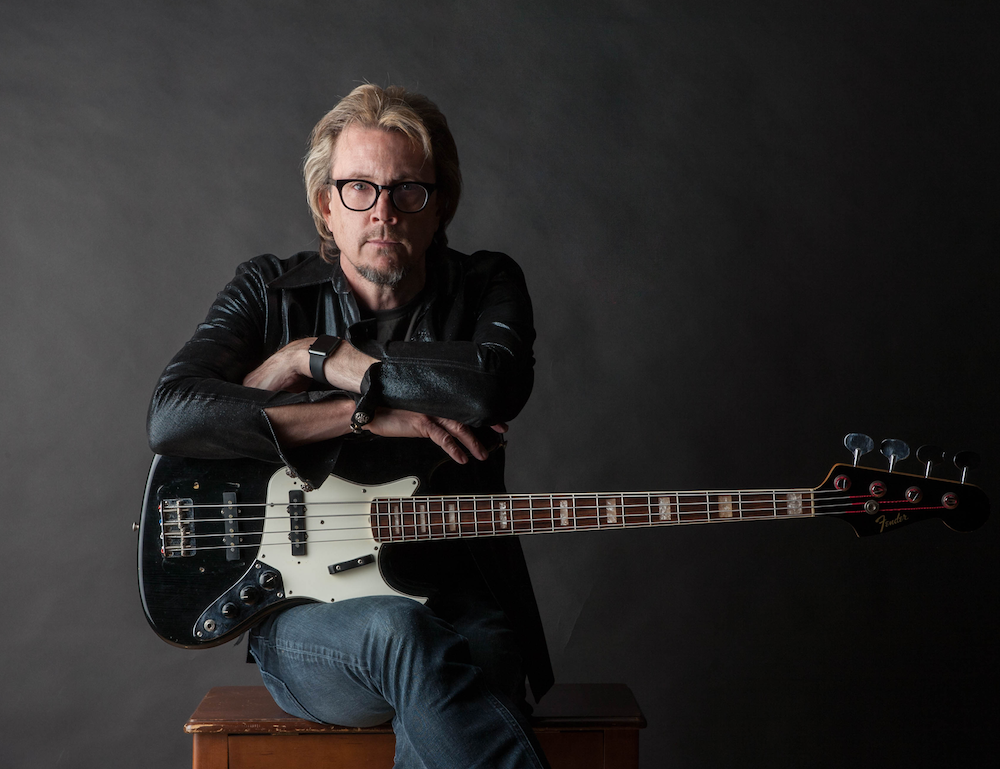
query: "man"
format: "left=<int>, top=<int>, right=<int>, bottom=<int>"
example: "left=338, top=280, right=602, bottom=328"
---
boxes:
left=147, top=84, right=553, bottom=768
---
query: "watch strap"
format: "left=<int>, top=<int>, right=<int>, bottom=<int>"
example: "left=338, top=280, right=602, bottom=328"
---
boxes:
left=308, top=335, right=342, bottom=386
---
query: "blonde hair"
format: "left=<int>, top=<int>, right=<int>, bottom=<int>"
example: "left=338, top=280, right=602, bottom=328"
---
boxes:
left=303, top=84, right=462, bottom=259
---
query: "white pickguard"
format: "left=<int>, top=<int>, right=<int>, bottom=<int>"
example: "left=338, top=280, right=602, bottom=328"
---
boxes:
left=256, top=470, right=426, bottom=604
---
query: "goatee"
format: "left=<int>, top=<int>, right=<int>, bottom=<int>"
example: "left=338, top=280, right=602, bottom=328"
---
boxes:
left=356, top=263, right=408, bottom=287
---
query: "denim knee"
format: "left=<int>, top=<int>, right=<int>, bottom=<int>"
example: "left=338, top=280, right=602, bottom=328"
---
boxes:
left=360, top=596, right=469, bottom=671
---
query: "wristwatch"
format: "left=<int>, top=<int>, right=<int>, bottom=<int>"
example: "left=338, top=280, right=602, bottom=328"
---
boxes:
left=308, top=335, right=342, bottom=386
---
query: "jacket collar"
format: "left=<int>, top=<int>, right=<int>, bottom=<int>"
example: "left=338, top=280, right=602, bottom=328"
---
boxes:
left=266, top=252, right=351, bottom=293
left=266, top=246, right=449, bottom=298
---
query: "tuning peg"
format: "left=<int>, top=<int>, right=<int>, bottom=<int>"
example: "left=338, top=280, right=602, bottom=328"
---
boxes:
left=880, top=438, right=910, bottom=472
left=844, top=433, right=875, bottom=466
left=954, top=451, right=981, bottom=484
left=916, top=445, right=946, bottom=478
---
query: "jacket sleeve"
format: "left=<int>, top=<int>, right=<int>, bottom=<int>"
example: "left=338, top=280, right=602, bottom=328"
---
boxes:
left=373, top=251, right=536, bottom=426
left=146, top=256, right=320, bottom=463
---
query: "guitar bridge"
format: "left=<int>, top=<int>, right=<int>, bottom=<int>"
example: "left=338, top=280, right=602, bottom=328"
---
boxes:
left=160, top=498, right=196, bottom=558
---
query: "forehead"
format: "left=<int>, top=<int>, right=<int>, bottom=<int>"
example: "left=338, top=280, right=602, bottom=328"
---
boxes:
left=331, top=125, right=434, bottom=182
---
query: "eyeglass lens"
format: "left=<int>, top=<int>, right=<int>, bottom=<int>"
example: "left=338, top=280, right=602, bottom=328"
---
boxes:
left=340, top=181, right=429, bottom=213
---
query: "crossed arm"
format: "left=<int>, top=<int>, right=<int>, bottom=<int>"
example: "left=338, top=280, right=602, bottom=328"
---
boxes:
left=147, top=252, right=533, bottom=472
left=242, top=337, right=503, bottom=465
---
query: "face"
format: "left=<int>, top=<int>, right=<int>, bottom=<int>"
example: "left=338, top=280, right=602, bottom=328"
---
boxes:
left=322, top=125, right=440, bottom=293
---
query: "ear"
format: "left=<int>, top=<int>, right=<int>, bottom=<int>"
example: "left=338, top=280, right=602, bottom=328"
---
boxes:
left=318, top=186, right=333, bottom=218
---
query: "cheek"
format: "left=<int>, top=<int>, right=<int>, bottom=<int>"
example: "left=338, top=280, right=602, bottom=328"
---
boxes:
left=324, top=208, right=349, bottom=243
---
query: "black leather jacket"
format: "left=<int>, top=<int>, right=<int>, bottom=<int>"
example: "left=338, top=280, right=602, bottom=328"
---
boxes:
left=147, top=247, right=553, bottom=699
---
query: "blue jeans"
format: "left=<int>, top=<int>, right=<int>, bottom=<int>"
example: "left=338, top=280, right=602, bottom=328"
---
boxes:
left=249, top=592, right=550, bottom=769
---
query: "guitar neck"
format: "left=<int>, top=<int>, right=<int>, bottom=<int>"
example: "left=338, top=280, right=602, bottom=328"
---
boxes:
left=371, top=487, right=815, bottom=543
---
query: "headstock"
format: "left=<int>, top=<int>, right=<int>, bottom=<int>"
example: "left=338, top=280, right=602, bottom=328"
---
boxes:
left=814, top=435, right=990, bottom=537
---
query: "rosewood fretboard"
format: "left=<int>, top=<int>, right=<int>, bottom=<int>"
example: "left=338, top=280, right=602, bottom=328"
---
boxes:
left=371, top=488, right=815, bottom=543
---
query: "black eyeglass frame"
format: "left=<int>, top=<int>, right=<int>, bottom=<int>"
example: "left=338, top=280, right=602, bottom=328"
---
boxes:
left=330, top=179, right=438, bottom=213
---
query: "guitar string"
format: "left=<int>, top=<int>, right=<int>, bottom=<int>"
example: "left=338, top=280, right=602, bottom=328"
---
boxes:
left=154, top=492, right=924, bottom=533
left=162, top=498, right=848, bottom=536
left=154, top=486, right=856, bottom=517
left=155, top=493, right=945, bottom=553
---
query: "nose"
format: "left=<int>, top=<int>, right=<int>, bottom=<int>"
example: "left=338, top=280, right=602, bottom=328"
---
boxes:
left=370, top=188, right=398, bottom=223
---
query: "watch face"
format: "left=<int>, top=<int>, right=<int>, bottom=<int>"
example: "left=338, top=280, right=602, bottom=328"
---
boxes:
left=310, top=335, right=340, bottom=356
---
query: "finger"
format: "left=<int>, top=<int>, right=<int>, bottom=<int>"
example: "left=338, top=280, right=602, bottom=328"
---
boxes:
left=426, top=422, right=469, bottom=464
left=437, top=419, right=489, bottom=461
left=491, top=422, right=509, bottom=434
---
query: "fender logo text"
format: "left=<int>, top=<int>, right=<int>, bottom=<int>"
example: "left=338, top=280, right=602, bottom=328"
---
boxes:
left=876, top=512, right=909, bottom=533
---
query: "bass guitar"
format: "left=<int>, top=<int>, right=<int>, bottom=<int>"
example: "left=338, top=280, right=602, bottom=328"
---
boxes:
left=137, top=434, right=988, bottom=648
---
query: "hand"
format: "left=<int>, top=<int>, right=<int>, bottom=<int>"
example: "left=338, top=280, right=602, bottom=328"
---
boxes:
left=366, top=408, right=489, bottom=464
left=243, top=339, right=312, bottom=392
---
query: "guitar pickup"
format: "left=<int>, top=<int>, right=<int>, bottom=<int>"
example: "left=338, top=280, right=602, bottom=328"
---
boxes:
left=329, top=554, right=376, bottom=574
left=287, top=489, right=307, bottom=556
left=222, top=491, right=239, bottom=561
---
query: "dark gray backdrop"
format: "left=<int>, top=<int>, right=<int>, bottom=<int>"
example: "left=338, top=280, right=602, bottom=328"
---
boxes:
left=2, top=1, right=996, bottom=767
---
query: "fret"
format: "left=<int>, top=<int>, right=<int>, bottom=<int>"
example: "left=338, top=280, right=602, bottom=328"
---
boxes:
left=371, top=500, right=385, bottom=542
left=401, top=503, right=415, bottom=541
left=545, top=494, right=566, bottom=531
left=470, top=496, right=485, bottom=538
left=677, top=493, right=705, bottom=523
left=545, top=495, right=556, bottom=531
left=771, top=490, right=808, bottom=519
left=434, top=498, right=449, bottom=538
left=471, top=497, right=485, bottom=536
left=391, top=502, right=403, bottom=539
left=526, top=495, right=544, bottom=533
left=571, top=495, right=597, bottom=531
left=426, top=499, right=437, bottom=538
left=598, top=497, right=620, bottom=526
left=740, top=492, right=778, bottom=519
left=479, top=498, right=503, bottom=535
left=463, top=497, right=478, bottom=537
left=493, top=496, right=502, bottom=533
left=416, top=502, right=428, bottom=538
left=622, top=494, right=647, bottom=527
left=712, top=494, right=735, bottom=520
left=655, top=494, right=675, bottom=523
left=511, top=496, right=531, bottom=534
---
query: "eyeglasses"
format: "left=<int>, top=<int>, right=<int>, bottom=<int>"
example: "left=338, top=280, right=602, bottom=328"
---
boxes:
left=331, top=179, right=437, bottom=214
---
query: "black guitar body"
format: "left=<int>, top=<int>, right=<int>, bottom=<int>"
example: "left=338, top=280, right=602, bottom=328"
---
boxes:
left=138, top=437, right=495, bottom=648
left=138, top=453, right=283, bottom=647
